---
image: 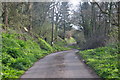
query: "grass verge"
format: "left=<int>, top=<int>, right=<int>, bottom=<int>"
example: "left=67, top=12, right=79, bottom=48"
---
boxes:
left=78, top=44, right=119, bottom=79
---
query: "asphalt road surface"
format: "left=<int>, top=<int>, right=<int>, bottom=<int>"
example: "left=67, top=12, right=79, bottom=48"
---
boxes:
left=21, top=49, right=99, bottom=78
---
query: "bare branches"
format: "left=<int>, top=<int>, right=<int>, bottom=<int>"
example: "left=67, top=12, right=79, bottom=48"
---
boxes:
left=94, top=2, right=118, bottom=26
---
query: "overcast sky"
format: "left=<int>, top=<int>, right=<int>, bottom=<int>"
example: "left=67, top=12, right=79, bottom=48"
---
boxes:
left=69, top=0, right=80, bottom=6
left=69, top=0, right=80, bottom=11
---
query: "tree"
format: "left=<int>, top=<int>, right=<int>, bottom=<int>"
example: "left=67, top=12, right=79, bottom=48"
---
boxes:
left=0, top=2, right=2, bottom=25
left=59, top=2, right=70, bottom=39
left=118, top=1, right=120, bottom=42
left=71, top=2, right=119, bottom=49
left=2, top=2, right=8, bottom=29
left=51, top=2, right=55, bottom=46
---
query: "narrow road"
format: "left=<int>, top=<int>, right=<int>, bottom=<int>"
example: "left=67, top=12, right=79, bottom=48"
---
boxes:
left=21, top=49, right=99, bottom=78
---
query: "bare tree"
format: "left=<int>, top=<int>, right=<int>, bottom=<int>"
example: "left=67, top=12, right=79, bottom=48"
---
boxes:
left=51, top=2, right=55, bottom=46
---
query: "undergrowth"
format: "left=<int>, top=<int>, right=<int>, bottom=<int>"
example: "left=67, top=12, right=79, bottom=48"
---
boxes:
left=79, top=44, right=119, bottom=79
left=1, top=32, right=70, bottom=79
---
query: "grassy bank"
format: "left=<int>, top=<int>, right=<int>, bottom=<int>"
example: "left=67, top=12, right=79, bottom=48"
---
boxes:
left=78, top=44, right=119, bottom=79
left=1, top=32, right=70, bottom=78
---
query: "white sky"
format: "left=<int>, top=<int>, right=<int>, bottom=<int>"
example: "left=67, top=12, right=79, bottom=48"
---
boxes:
left=69, top=0, right=80, bottom=5
left=68, top=0, right=81, bottom=15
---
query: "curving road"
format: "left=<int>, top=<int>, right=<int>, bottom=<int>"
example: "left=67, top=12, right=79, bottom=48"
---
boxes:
left=21, top=49, right=99, bottom=78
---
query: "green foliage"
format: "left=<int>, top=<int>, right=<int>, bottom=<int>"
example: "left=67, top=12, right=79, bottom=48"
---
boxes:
left=2, top=52, right=15, bottom=66
left=38, top=38, right=53, bottom=52
left=10, top=58, right=32, bottom=70
left=2, top=33, right=50, bottom=78
left=0, top=24, right=3, bottom=26
left=53, top=37, right=70, bottom=51
left=54, top=37, right=67, bottom=46
left=2, top=65, right=24, bottom=78
left=79, top=45, right=119, bottom=79
left=65, top=37, right=76, bottom=44
left=53, top=44, right=70, bottom=52
left=2, top=32, right=69, bottom=78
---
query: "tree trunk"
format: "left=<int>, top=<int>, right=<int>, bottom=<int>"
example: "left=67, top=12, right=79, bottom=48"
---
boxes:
left=28, top=2, right=33, bottom=34
left=118, top=1, right=120, bottom=42
left=3, top=2, right=8, bottom=29
left=63, top=16, right=66, bottom=40
left=51, top=3, right=55, bottom=46
left=0, top=2, right=2, bottom=25
left=55, top=13, right=58, bottom=41
left=104, top=2, right=108, bottom=36
left=0, top=2, right=3, bottom=32
left=108, top=2, right=112, bottom=35
left=91, top=2, right=96, bottom=37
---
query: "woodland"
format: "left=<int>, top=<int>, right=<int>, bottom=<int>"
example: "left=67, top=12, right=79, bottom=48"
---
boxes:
left=0, top=1, right=120, bottom=79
